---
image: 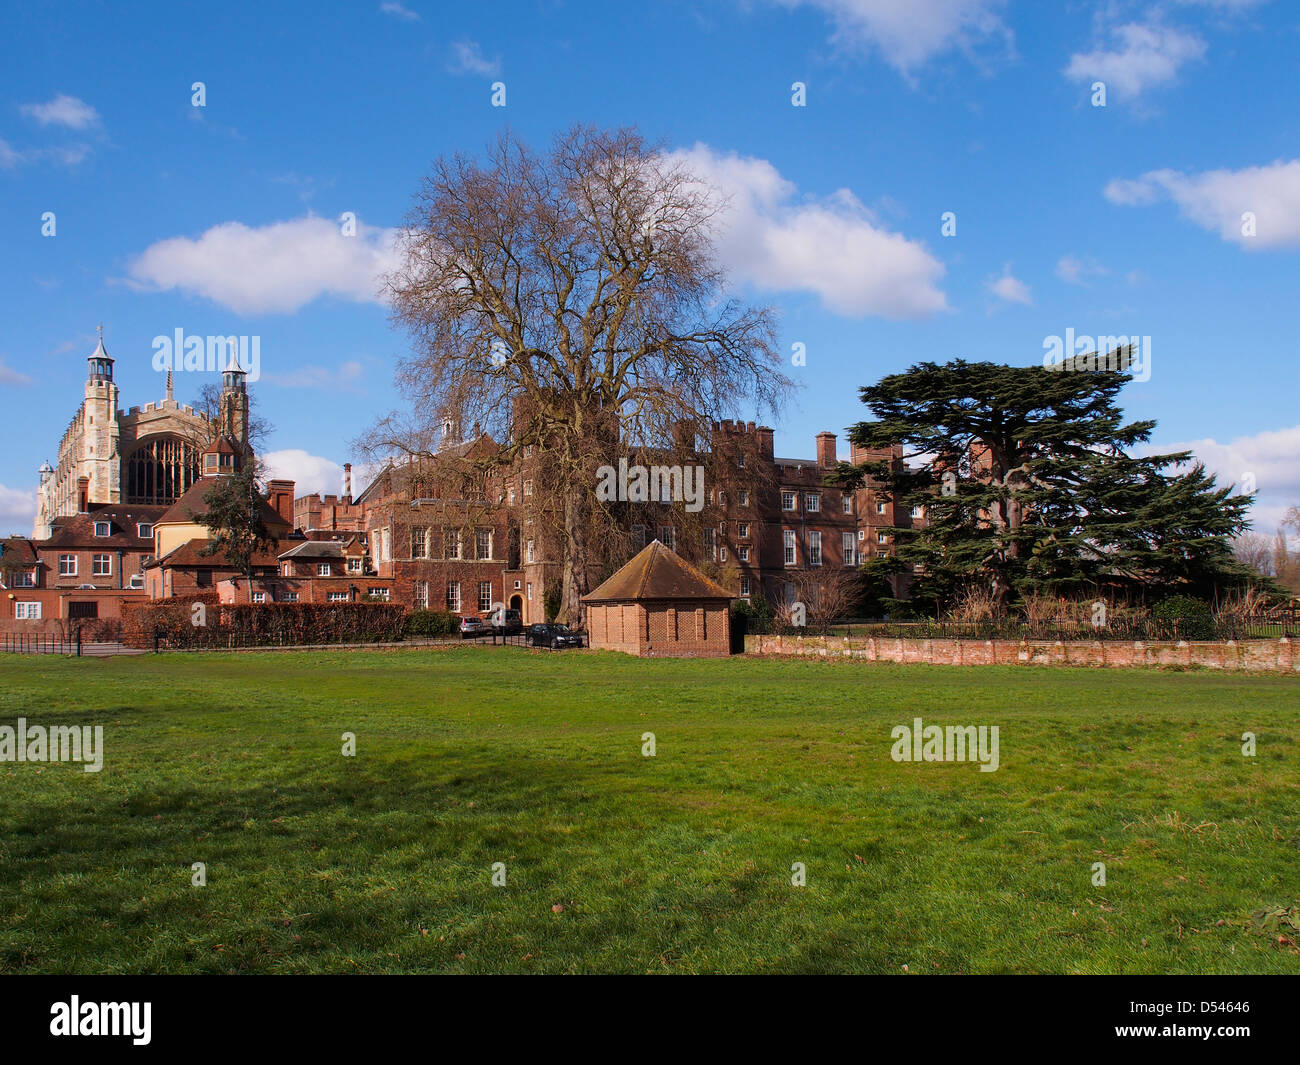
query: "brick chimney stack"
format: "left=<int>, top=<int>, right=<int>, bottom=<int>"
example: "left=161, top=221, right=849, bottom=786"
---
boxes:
left=755, top=426, right=775, bottom=459
left=815, top=431, right=837, bottom=469
left=266, top=480, right=296, bottom=526
left=343, top=463, right=353, bottom=504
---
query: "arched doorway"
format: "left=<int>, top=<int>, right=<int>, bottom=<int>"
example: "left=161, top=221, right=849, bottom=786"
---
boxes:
left=509, top=593, right=523, bottom=620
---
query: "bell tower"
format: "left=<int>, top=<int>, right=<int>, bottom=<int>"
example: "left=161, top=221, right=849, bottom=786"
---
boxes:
left=82, top=324, right=122, bottom=506
left=219, top=340, right=250, bottom=452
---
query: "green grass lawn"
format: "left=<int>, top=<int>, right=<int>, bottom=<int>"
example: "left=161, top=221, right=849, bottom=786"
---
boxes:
left=1, top=647, right=1298, bottom=974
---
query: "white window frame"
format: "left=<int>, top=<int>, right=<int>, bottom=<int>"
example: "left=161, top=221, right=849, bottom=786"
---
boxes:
left=15, top=601, right=41, bottom=620
left=783, top=529, right=796, bottom=566
left=317, top=562, right=331, bottom=577
left=843, top=531, right=856, bottom=566
left=92, top=554, right=112, bottom=577
left=659, top=526, right=675, bottom=552
left=137, top=523, right=153, bottom=538
left=805, top=493, right=820, bottom=513
left=446, top=581, right=461, bottom=613
left=93, top=521, right=110, bottom=537
left=808, top=530, right=822, bottom=567
left=781, top=491, right=796, bottom=511
left=59, top=554, right=77, bottom=576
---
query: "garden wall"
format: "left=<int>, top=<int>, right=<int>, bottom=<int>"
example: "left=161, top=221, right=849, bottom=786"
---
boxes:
left=744, top=633, right=1299, bottom=672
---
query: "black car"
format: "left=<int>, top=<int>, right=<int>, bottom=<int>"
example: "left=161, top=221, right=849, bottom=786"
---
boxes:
left=526, top=623, right=583, bottom=649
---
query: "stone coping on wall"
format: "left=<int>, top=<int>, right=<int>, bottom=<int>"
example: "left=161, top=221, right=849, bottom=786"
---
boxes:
left=743, top=634, right=1299, bottom=672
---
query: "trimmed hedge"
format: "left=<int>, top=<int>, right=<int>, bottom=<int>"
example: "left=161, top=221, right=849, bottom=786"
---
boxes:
left=405, top=609, right=459, bottom=638
left=123, top=598, right=406, bottom=649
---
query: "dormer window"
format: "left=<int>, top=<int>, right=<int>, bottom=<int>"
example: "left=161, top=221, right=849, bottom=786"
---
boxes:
left=93, top=521, right=110, bottom=537
left=137, top=523, right=153, bottom=538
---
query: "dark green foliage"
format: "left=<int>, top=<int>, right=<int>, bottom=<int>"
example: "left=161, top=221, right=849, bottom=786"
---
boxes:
left=196, top=461, right=278, bottom=579
left=405, top=609, right=459, bottom=638
left=833, top=358, right=1255, bottom=613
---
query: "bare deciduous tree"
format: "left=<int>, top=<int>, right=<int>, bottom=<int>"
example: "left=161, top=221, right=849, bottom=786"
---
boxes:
left=364, top=126, right=790, bottom=623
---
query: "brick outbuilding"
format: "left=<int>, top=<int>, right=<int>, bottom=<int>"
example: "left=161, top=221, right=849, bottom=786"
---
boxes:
left=583, top=540, right=733, bottom=657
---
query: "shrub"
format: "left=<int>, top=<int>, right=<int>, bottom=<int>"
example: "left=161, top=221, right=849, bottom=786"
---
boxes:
left=1151, top=595, right=1216, bottom=639
left=405, top=609, right=459, bottom=638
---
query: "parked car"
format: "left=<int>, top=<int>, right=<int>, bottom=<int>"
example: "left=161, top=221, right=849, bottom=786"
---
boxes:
left=491, top=608, right=523, bottom=635
left=459, top=615, right=491, bottom=638
left=526, top=623, right=584, bottom=649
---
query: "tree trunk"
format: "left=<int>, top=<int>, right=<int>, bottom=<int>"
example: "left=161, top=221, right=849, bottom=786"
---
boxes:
left=558, top=482, right=590, bottom=627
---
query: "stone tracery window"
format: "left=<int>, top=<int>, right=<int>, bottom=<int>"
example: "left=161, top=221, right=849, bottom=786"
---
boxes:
left=126, top=436, right=201, bottom=505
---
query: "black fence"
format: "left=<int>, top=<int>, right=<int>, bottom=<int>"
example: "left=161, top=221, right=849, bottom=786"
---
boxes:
left=741, top=616, right=1300, bottom=642
left=151, top=629, right=588, bottom=652
left=1, top=632, right=82, bottom=655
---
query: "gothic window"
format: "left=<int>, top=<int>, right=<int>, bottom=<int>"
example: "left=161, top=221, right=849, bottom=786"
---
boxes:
left=126, top=436, right=200, bottom=505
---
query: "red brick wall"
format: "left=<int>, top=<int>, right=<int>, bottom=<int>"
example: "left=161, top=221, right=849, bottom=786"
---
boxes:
left=589, top=599, right=731, bottom=657
left=745, top=634, right=1300, bottom=672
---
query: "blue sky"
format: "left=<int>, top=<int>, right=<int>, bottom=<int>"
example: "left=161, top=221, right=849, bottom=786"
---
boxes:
left=3, top=0, right=1298, bottom=536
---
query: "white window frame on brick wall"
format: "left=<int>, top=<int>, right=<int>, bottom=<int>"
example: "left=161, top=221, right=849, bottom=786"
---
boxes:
left=738, top=546, right=749, bottom=562
left=317, top=562, right=331, bottom=577
left=740, top=576, right=751, bottom=597
left=912, top=505, right=925, bottom=519
left=367, top=587, right=390, bottom=601
left=808, top=530, right=822, bottom=566
left=806, top=493, right=820, bottom=512
left=527, top=581, right=533, bottom=601
left=781, top=491, right=796, bottom=511
left=92, top=554, right=111, bottom=576
left=413, top=580, right=429, bottom=608
left=411, top=527, right=426, bottom=558
left=842, top=496, right=852, bottom=515
left=328, top=591, right=348, bottom=603
left=15, top=601, right=41, bottom=619
left=59, top=554, right=77, bottom=576
left=252, top=591, right=267, bottom=603
left=346, top=557, right=362, bottom=573
left=878, top=530, right=889, bottom=544
left=478, top=582, right=492, bottom=612
left=526, top=539, right=535, bottom=563
left=783, top=529, right=796, bottom=565
left=876, top=500, right=887, bottom=515
left=476, top=529, right=492, bottom=560
left=659, top=526, right=675, bottom=551
left=843, top=531, right=856, bottom=566
left=446, top=581, right=461, bottom=613
left=284, top=591, right=299, bottom=602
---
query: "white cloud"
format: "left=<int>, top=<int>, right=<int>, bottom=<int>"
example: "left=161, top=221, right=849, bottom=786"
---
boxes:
left=1056, top=254, right=1108, bottom=285
left=0, top=359, right=33, bottom=386
left=1155, top=424, right=1300, bottom=533
left=379, top=1, right=420, bottom=20
left=124, top=216, right=401, bottom=315
left=666, top=144, right=948, bottom=318
left=0, top=137, right=91, bottom=170
left=777, top=0, right=1009, bottom=73
left=0, top=484, right=37, bottom=537
left=986, top=264, right=1031, bottom=306
left=262, top=450, right=345, bottom=499
left=20, top=93, right=100, bottom=130
left=263, top=360, right=365, bottom=389
left=1104, top=160, right=1300, bottom=249
left=449, top=40, right=501, bottom=77
left=1064, top=22, right=1205, bottom=101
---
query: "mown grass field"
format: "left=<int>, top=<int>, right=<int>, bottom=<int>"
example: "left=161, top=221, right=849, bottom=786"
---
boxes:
left=1, top=647, right=1298, bottom=974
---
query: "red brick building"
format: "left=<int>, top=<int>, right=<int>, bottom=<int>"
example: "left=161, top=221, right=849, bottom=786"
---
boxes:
left=584, top=539, right=733, bottom=657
